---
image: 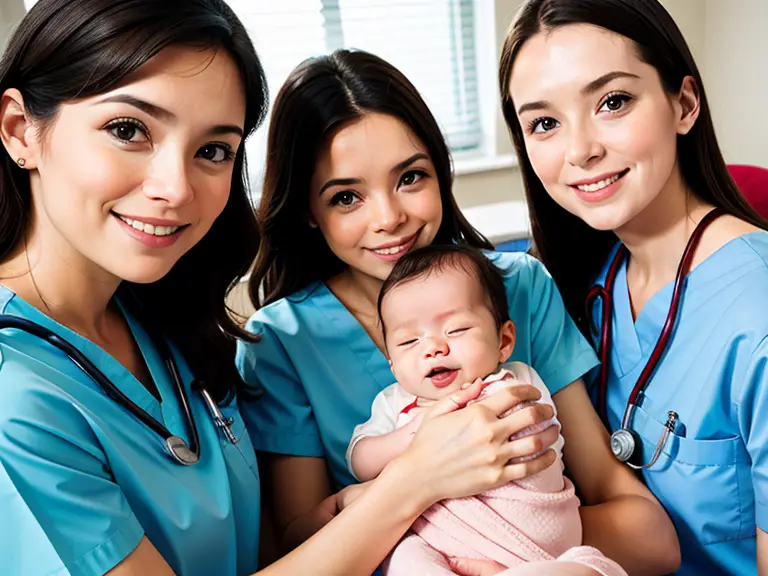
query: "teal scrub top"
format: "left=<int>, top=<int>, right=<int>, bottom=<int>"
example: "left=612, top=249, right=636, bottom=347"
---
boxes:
left=0, top=287, right=261, bottom=576
left=237, top=251, right=599, bottom=487
left=589, top=232, right=768, bottom=575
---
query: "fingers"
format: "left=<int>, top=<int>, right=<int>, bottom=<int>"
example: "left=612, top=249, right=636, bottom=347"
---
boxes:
left=475, top=384, right=552, bottom=418
left=494, top=401, right=556, bottom=439
left=428, top=378, right=485, bottom=418
left=448, top=557, right=507, bottom=576
left=500, top=447, right=557, bottom=482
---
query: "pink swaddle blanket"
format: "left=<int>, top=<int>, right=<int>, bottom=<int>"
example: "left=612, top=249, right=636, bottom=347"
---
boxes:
left=383, top=370, right=627, bottom=576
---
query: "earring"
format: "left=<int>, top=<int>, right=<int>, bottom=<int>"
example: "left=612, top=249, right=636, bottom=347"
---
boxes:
left=16, top=158, right=26, bottom=167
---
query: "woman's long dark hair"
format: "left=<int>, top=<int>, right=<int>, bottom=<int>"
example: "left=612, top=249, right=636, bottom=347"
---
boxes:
left=249, top=49, right=492, bottom=309
left=0, top=0, right=267, bottom=402
left=498, top=0, right=768, bottom=334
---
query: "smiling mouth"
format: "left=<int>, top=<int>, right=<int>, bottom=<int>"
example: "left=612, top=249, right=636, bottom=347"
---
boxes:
left=427, top=367, right=455, bottom=378
left=112, top=212, right=188, bottom=237
left=369, top=230, right=420, bottom=256
left=571, top=168, right=630, bottom=193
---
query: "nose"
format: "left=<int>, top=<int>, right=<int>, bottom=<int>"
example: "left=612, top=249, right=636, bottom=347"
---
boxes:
left=424, top=337, right=449, bottom=359
left=565, top=123, right=604, bottom=169
left=143, top=151, right=194, bottom=206
left=370, top=192, right=406, bottom=234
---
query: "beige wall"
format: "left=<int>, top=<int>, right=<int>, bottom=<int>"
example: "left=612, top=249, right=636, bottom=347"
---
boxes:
left=0, top=0, right=24, bottom=52
left=703, top=0, right=768, bottom=167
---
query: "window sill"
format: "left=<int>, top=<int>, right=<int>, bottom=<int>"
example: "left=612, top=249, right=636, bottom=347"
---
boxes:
left=453, top=153, right=518, bottom=176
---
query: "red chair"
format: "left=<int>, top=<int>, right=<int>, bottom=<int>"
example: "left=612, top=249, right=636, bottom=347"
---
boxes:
left=729, top=164, right=768, bottom=219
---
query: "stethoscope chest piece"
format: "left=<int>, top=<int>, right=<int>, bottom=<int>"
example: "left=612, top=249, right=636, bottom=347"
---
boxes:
left=165, top=436, right=200, bottom=466
left=610, top=428, right=638, bottom=463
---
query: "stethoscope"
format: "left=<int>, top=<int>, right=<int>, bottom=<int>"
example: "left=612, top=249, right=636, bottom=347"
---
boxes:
left=0, top=314, right=239, bottom=465
left=586, top=207, right=724, bottom=469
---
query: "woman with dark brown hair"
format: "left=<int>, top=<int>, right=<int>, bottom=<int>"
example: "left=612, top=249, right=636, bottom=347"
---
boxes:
left=499, top=0, right=768, bottom=573
left=0, top=1, right=568, bottom=575
left=237, top=49, right=679, bottom=575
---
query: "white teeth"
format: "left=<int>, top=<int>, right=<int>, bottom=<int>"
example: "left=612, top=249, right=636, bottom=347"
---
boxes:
left=576, top=172, right=623, bottom=192
left=373, top=244, right=407, bottom=256
left=117, top=215, right=180, bottom=237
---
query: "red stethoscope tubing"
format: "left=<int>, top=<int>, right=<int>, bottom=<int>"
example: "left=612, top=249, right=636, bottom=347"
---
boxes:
left=587, top=207, right=725, bottom=428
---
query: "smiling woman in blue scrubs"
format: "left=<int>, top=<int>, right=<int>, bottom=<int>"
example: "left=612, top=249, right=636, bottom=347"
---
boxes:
left=237, top=49, right=680, bottom=574
left=0, top=4, right=572, bottom=575
left=500, top=0, right=768, bottom=574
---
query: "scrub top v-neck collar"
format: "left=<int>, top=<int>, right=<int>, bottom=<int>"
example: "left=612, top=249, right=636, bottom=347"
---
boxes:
left=608, top=232, right=768, bottom=378
left=308, top=281, right=394, bottom=390
left=0, top=287, right=188, bottom=442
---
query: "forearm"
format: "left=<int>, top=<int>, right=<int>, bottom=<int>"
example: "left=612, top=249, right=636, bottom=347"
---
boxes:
left=580, top=495, right=680, bottom=576
left=258, top=460, right=427, bottom=576
left=351, top=427, right=414, bottom=482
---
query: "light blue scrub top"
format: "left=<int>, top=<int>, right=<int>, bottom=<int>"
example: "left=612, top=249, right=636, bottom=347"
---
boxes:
left=589, top=232, right=768, bottom=575
left=237, top=251, right=599, bottom=488
left=0, top=287, right=261, bottom=576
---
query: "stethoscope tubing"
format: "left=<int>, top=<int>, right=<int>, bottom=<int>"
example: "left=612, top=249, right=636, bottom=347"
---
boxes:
left=0, top=313, right=202, bottom=460
left=587, top=207, right=725, bottom=465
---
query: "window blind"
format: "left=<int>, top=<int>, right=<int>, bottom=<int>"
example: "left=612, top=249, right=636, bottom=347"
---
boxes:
left=227, top=0, right=482, bottom=195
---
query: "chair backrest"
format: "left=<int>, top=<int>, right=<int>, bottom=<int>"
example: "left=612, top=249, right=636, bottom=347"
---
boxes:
left=728, top=164, right=768, bottom=219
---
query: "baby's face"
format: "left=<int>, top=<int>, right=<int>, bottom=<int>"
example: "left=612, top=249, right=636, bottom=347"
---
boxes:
left=381, top=266, right=514, bottom=400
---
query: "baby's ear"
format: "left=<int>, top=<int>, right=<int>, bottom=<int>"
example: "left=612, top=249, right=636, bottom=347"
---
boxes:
left=498, top=320, right=516, bottom=363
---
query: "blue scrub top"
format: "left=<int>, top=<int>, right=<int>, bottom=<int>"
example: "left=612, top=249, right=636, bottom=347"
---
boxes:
left=0, top=287, right=261, bottom=576
left=237, top=251, right=599, bottom=488
left=589, top=232, right=768, bottom=575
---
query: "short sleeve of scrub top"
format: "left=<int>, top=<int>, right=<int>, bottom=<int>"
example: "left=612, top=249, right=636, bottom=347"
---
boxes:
left=237, top=251, right=598, bottom=487
left=589, top=232, right=768, bottom=575
left=0, top=287, right=260, bottom=576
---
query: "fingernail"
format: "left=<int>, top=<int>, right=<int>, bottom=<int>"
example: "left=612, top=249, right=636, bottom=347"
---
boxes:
left=461, top=381, right=471, bottom=389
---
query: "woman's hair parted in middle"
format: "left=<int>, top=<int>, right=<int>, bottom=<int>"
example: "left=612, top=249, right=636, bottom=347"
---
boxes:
left=249, top=49, right=493, bottom=310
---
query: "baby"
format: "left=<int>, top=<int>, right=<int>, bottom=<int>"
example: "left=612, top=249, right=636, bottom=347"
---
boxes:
left=346, top=245, right=625, bottom=576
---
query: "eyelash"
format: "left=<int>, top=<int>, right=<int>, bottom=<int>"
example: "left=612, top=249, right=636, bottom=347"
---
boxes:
left=328, top=169, right=429, bottom=208
left=525, top=91, right=635, bottom=135
left=399, top=169, right=428, bottom=188
left=103, top=117, right=235, bottom=164
left=598, top=91, right=633, bottom=114
left=104, top=117, right=148, bottom=143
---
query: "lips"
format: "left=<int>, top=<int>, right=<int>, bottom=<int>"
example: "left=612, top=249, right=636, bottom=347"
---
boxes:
left=427, top=366, right=459, bottom=388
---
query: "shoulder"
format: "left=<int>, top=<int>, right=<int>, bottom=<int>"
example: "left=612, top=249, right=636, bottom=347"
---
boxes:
left=241, top=282, right=328, bottom=340
left=736, top=232, right=768, bottom=270
left=0, top=339, right=97, bottom=455
left=484, top=250, right=542, bottom=283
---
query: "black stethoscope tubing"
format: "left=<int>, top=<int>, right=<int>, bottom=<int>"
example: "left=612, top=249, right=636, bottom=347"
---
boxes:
left=0, top=314, right=203, bottom=465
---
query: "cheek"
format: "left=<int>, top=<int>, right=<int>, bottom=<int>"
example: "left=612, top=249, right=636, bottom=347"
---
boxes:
left=403, top=186, right=443, bottom=230
left=317, top=209, right=368, bottom=250
left=525, top=138, right=566, bottom=190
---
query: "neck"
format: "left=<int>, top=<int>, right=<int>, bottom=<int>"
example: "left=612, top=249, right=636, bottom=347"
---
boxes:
left=615, top=166, right=714, bottom=287
left=329, top=267, right=383, bottom=317
left=0, top=217, right=121, bottom=339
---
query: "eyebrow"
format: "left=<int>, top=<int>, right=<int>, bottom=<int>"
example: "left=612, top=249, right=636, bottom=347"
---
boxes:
left=516, top=71, right=641, bottom=115
left=391, top=152, right=429, bottom=175
left=318, top=152, right=430, bottom=196
left=96, top=94, right=244, bottom=138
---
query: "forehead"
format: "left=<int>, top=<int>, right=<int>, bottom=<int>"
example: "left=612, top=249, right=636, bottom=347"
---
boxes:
left=382, top=265, right=485, bottom=321
left=315, top=113, right=427, bottom=176
left=84, top=45, right=246, bottom=127
left=509, top=24, right=642, bottom=101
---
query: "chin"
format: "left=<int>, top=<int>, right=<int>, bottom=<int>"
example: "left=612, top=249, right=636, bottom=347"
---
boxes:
left=570, top=205, right=634, bottom=233
left=112, top=261, right=178, bottom=285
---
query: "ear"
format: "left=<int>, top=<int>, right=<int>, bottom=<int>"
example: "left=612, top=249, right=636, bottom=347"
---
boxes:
left=0, top=89, right=40, bottom=170
left=674, top=76, right=700, bottom=136
left=498, top=320, right=516, bottom=364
